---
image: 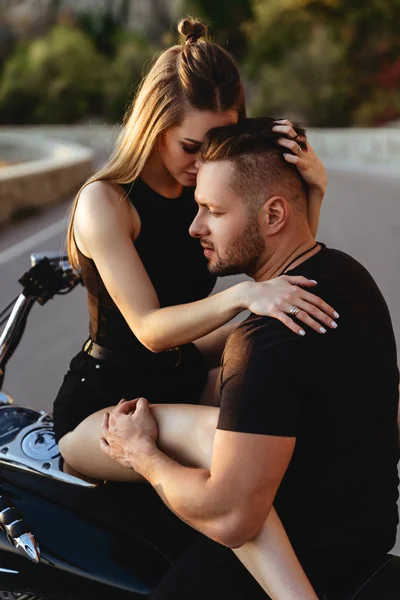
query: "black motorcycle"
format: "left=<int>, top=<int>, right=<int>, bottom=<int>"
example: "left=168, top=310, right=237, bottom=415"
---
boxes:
left=0, top=252, right=399, bottom=599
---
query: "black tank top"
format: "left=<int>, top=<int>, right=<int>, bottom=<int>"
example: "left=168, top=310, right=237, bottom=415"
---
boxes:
left=77, top=179, right=216, bottom=353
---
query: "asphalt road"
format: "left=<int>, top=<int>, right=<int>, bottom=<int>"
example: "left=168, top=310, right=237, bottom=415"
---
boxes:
left=0, top=163, right=399, bottom=554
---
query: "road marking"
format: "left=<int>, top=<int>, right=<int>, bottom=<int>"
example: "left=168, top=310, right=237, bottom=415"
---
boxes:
left=0, top=218, right=67, bottom=266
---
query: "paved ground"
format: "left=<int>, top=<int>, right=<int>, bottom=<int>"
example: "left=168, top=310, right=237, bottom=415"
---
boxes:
left=0, top=160, right=399, bottom=555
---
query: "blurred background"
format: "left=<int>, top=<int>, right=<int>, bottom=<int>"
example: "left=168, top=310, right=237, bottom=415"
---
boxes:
left=0, top=0, right=400, bottom=552
left=0, top=0, right=399, bottom=127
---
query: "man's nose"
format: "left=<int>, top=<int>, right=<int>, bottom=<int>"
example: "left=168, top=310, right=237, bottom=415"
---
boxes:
left=189, top=212, right=207, bottom=238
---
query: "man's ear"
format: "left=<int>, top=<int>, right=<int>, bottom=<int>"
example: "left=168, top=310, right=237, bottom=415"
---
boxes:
left=259, top=195, right=288, bottom=234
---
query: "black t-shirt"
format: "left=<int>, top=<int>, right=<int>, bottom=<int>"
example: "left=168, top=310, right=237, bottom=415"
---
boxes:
left=218, top=244, right=399, bottom=582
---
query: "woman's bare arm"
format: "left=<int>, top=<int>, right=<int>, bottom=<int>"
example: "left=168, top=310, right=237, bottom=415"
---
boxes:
left=74, top=181, right=337, bottom=353
left=273, top=121, right=327, bottom=238
left=306, top=187, right=324, bottom=238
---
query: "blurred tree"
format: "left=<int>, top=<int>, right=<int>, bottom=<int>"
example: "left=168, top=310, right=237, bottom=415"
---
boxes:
left=75, top=9, right=120, bottom=57
left=183, top=0, right=253, bottom=58
left=0, top=25, right=105, bottom=124
left=0, top=20, right=17, bottom=76
left=103, top=34, right=156, bottom=122
left=244, top=0, right=400, bottom=126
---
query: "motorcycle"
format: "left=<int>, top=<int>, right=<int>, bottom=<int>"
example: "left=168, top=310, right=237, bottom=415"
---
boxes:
left=0, top=252, right=399, bottom=599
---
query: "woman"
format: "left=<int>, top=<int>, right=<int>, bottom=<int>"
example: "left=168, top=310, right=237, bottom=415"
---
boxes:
left=55, top=17, right=335, bottom=599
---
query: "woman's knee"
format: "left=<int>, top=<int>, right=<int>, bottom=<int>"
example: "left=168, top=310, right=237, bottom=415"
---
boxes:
left=58, top=431, right=78, bottom=464
left=58, top=415, right=96, bottom=465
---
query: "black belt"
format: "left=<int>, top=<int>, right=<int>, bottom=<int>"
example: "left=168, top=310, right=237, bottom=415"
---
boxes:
left=82, top=339, right=182, bottom=369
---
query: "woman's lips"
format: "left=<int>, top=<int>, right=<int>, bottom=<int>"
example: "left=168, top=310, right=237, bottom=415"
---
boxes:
left=185, top=171, right=197, bottom=182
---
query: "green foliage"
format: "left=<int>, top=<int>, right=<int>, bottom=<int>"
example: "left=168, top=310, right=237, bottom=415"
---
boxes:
left=1, top=1, right=398, bottom=126
left=184, top=0, right=253, bottom=57
left=103, top=35, right=156, bottom=123
left=0, top=20, right=158, bottom=125
left=244, top=0, right=400, bottom=126
left=353, top=89, right=400, bottom=126
left=0, top=26, right=106, bottom=124
left=75, top=10, right=122, bottom=58
left=248, top=22, right=352, bottom=126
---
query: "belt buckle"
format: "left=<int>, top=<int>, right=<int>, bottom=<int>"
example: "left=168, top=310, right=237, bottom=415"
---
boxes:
left=83, top=339, right=93, bottom=353
left=166, top=346, right=182, bottom=367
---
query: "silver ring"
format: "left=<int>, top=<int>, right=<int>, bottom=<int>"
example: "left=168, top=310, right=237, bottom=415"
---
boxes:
left=293, top=145, right=301, bottom=154
left=289, top=305, right=300, bottom=317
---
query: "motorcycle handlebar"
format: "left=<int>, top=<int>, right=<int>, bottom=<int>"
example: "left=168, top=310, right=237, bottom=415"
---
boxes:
left=0, top=253, right=82, bottom=389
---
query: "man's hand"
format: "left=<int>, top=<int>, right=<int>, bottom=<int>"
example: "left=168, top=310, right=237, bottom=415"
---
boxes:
left=100, top=397, right=158, bottom=475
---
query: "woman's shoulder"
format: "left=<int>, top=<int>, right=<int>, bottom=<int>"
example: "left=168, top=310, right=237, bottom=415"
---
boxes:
left=78, top=180, right=128, bottom=211
left=77, top=180, right=134, bottom=223
left=75, top=180, right=136, bottom=249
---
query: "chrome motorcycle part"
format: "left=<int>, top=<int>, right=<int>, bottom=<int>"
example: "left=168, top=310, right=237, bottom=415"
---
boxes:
left=0, top=489, right=40, bottom=563
left=0, top=296, right=35, bottom=388
left=13, top=534, right=40, bottom=563
left=0, top=407, right=96, bottom=488
left=0, top=255, right=82, bottom=392
left=0, top=568, right=18, bottom=574
left=0, top=593, right=44, bottom=599
left=0, top=394, right=13, bottom=408
left=21, top=429, right=59, bottom=461
left=0, top=296, right=33, bottom=353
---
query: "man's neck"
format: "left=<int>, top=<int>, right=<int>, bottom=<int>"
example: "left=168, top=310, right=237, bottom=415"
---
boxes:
left=253, top=235, right=320, bottom=282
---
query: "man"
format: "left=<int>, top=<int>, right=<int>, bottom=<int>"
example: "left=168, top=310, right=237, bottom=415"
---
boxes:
left=101, top=118, right=399, bottom=598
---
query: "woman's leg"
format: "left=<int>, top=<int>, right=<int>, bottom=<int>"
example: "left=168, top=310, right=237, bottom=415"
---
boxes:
left=58, top=403, right=219, bottom=481
left=59, top=402, right=318, bottom=599
left=199, top=367, right=221, bottom=406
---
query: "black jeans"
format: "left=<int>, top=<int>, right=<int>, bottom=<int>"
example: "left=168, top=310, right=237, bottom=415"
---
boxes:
left=53, top=342, right=207, bottom=442
left=150, top=537, right=269, bottom=600
left=150, top=536, right=392, bottom=600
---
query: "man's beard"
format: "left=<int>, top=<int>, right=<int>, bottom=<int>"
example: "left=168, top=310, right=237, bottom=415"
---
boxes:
left=207, top=214, right=266, bottom=277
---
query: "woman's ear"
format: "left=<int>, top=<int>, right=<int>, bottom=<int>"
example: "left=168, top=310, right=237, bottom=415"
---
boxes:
left=260, top=195, right=288, bottom=234
left=158, top=130, right=167, bottom=150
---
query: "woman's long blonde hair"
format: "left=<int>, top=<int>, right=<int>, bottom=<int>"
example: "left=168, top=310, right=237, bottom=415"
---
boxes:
left=67, top=17, right=246, bottom=267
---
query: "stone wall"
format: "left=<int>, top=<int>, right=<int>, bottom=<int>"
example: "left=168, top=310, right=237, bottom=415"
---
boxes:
left=0, top=131, right=93, bottom=229
left=1, top=123, right=399, bottom=231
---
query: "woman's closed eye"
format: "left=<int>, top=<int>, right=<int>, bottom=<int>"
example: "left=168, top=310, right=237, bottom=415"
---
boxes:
left=181, top=143, right=200, bottom=154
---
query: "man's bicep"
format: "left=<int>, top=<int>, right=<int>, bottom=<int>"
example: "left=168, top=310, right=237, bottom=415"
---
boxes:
left=210, top=429, right=295, bottom=524
left=218, top=348, right=301, bottom=438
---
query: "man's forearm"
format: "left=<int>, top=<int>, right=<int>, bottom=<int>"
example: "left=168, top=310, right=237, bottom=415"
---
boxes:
left=137, top=445, right=232, bottom=542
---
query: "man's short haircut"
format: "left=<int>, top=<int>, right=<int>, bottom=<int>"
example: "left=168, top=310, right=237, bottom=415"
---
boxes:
left=200, top=117, right=308, bottom=215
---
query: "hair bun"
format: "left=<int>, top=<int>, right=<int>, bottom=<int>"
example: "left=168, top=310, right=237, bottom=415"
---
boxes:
left=178, top=18, right=207, bottom=44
